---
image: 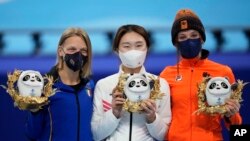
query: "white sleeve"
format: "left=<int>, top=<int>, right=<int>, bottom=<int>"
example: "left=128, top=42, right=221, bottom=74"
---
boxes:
left=146, top=78, right=172, bottom=140
left=91, top=81, right=121, bottom=141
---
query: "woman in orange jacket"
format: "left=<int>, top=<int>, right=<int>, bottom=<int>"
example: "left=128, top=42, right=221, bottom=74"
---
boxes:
left=160, top=9, right=242, bottom=141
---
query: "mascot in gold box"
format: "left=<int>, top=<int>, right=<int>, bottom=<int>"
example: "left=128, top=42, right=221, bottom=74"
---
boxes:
left=196, top=75, right=247, bottom=115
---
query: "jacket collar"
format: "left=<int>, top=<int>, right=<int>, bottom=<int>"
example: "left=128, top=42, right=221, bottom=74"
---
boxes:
left=46, top=66, right=89, bottom=92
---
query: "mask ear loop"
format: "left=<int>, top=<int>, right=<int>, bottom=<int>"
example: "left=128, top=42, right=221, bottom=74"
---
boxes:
left=61, top=47, right=67, bottom=59
left=57, top=46, right=65, bottom=70
left=175, top=46, right=182, bottom=81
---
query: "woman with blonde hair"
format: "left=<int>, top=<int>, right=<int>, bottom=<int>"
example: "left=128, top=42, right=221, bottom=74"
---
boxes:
left=25, top=27, right=95, bottom=141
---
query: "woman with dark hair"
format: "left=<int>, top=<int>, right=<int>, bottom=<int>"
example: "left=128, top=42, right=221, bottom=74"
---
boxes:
left=91, top=24, right=171, bottom=141
left=160, top=9, right=242, bottom=141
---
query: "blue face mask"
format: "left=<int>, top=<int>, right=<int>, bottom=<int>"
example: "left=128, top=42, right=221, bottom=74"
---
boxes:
left=177, top=38, right=202, bottom=59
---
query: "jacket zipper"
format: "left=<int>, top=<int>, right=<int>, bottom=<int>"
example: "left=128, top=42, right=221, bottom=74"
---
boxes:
left=190, top=67, right=194, bottom=141
left=74, top=92, right=80, bottom=141
left=48, top=106, right=53, bottom=141
left=129, top=112, right=133, bottom=141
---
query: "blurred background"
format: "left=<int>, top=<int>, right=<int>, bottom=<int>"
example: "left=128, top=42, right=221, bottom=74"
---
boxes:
left=0, top=0, right=250, bottom=140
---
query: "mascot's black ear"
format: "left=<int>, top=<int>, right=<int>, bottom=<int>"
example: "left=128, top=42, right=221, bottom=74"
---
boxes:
left=205, top=77, right=211, bottom=83
left=225, top=77, right=229, bottom=80
left=203, top=72, right=210, bottom=77
left=231, top=83, right=238, bottom=91
left=125, top=75, right=129, bottom=81
left=122, top=93, right=127, bottom=99
left=149, top=80, right=154, bottom=89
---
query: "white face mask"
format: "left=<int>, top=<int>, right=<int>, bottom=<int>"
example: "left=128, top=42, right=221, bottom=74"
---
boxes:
left=119, top=50, right=147, bottom=68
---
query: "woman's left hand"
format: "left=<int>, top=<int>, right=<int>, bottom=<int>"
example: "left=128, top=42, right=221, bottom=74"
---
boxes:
left=140, top=99, right=156, bottom=123
left=224, top=99, right=241, bottom=117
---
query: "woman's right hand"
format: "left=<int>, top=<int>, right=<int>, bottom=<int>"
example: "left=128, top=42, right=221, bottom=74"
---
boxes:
left=111, top=89, right=125, bottom=118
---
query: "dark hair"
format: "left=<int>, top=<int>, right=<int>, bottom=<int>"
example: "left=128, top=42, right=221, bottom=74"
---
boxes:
left=112, top=24, right=150, bottom=52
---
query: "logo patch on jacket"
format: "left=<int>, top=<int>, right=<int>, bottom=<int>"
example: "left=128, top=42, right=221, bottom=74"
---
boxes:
left=85, top=82, right=93, bottom=97
left=86, top=89, right=92, bottom=97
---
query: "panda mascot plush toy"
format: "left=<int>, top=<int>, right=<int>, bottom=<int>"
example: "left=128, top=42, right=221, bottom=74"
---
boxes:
left=205, top=77, right=231, bottom=106
left=124, top=74, right=151, bottom=102
left=17, top=70, right=44, bottom=97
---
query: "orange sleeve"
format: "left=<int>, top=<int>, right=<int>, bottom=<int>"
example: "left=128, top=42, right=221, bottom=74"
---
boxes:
left=160, top=67, right=168, bottom=78
left=223, top=65, right=242, bottom=129
left=224, top=65, right=235, bottom=84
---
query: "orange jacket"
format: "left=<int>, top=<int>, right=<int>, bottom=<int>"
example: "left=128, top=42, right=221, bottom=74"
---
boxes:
left=160, top=50, right=242, bottom=141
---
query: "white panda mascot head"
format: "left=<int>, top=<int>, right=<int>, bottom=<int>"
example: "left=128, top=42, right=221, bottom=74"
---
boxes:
left=17, top=70, right=44, bottom=97
left=124, top=74, right=151, bottom=102
left=205, top=77, right=231, bottom=106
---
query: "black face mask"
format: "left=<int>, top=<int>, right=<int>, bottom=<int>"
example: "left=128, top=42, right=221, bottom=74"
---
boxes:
left=177, top=38, right=202, bottom=59
left=64, top=52, right=87, bottom=72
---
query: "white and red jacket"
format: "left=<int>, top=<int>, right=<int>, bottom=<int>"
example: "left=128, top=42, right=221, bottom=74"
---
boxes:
left=91, top=66, right=171, bottom=141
